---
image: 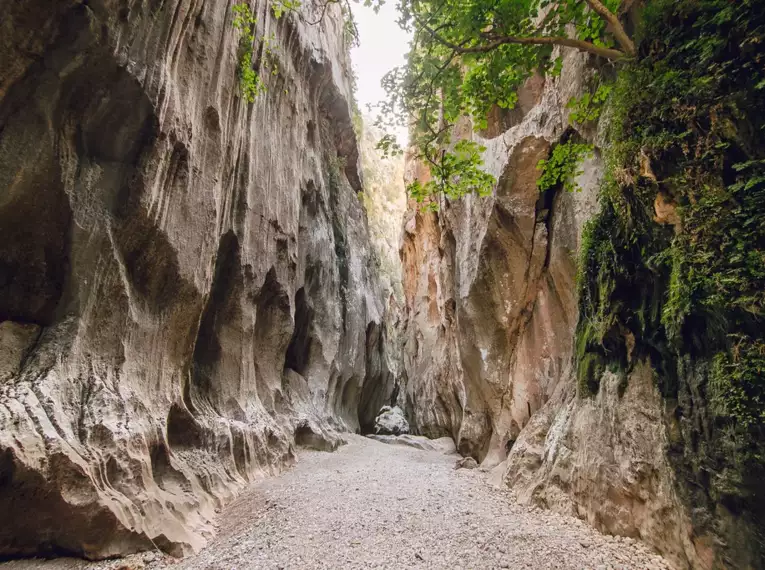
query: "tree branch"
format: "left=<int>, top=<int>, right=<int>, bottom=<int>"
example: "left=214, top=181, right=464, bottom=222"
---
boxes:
left=420, top=51, right=459, bottom=139
left=415, top=15, right=626, bottom=61
left=301, top=0, right=332, bottom=26
left=583, top=0, right=636, bottom=56
left=300, top=0, right=360, bottom=46
left=618, top=0, right=639, bottom=15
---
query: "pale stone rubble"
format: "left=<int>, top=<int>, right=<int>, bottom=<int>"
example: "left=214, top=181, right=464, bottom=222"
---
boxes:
left=373, top=405, right=410, bottom=436
left=0, top=437, right=671, bottom=570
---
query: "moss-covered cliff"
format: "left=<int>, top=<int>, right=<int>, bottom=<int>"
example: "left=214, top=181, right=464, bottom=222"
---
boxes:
left=400, top=1, right=765, bottom=568
left=577, top=0, right=765, bottom=565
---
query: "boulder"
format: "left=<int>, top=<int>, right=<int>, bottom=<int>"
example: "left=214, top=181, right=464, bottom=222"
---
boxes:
left=366, top=434, right=456, bottom=454
left=374, top=406, right=410, bottom=435
left=455, top=457, right=478, bottom=470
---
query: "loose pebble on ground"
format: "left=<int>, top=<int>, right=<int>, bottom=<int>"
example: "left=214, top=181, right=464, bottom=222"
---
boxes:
left=1, top=435, right=672, bottom=570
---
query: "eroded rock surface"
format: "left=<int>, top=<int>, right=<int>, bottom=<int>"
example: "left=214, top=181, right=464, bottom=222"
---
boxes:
left=398, top=48, right=710, bottom=569
left=373, top=405, right=409, bottom=436
left=505, top=362, right=698, bottom=568
left=400, top=51, right=596, bottom=463
left=364, top=434, right=456, bottom=454
left=0, top=0, right=393, bottom=559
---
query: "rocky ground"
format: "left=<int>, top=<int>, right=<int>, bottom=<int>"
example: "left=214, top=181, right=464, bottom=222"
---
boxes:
left=2, top=436, right=671, bottom=570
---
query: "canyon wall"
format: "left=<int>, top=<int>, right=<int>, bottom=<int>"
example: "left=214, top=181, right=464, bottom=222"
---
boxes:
left=400, top=57, right=593, bottom=463
left=0, top=0, right=392, bottom=559
left=399, top=18, right=764, bottom=567
left=356, top=120, right=407, bottom=428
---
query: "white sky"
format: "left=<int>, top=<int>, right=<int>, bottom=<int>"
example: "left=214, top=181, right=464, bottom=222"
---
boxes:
left=350, top=1, right=411, bottom=146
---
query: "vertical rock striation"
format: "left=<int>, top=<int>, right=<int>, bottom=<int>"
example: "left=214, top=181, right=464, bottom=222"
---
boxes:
left=398, top=41, right=742, bottom=568
left=400, top=52, right=596, bottom=463
left=0, top=0, right=391, bottom=559
left=355, top=119, right=407, bottom=431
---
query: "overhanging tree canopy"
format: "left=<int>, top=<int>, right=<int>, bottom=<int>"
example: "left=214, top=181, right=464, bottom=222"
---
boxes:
left=376, top=0, right=635, bottom=204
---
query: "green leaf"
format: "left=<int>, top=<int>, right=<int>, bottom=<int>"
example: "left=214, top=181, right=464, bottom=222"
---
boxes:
left=537, top=142, right=593, bottom=192
left=376, top=0, right=626, bottom=199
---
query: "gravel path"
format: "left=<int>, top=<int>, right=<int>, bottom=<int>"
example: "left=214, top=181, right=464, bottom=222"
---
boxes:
left=2, top=435, right=671, bottom=570
left=162, top=435, right=669, bottom=570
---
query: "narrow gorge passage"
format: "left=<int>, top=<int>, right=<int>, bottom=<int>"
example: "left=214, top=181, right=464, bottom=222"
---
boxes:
left=2, top=0, right=763, bottom=567
left=2, top=438, right=670, bottom=570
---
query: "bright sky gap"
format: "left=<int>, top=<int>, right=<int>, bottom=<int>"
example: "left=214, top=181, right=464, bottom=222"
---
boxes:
left=350, top=1, right=411, bottom=147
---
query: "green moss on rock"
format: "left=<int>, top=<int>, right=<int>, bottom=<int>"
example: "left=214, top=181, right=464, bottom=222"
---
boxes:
left=575, top=0, right=765, bottom=564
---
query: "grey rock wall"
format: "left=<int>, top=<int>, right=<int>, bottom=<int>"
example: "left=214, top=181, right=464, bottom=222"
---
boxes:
left=0, top=0, right=390, bottom=559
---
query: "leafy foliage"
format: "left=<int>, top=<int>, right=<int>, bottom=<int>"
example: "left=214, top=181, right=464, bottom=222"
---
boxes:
left=575, top=169, right=669, bottom=395
left=377, top=0, right=633, bottom=201
left=575, top=0, right=765, bottom=558
left=232, top=3, right=265, bottom=102
left=271, top=0, right=302, bottom=19
left=407, top=139, right=495, bottom=206
left=711, top=336, right=765, bottom=430
left=536, top=141, right=593, bottom=192
left=577, top=0, right=765, bottom=389
left=375, top=133, right=403, bottom=157
left=567, top=83, right=611, bottom=125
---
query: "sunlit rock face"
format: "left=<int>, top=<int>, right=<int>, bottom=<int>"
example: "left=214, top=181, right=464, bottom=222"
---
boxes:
left=355, top=119, right=408, bottom=431
left=0, top=0, right=392, bottom=559
left=399, top=49, right=706, bottom=569
left=400, top=52, right=595, bottom=460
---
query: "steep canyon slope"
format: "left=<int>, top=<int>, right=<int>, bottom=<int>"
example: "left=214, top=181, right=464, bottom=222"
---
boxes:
left=0, top=0, right=393, bottom=559
left=399, top=2, right=765, bottom=568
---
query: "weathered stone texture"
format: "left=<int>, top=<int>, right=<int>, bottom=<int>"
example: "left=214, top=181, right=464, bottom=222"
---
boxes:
left=399, top=49, right=705, bottom=569
left=0, top=0, right=390, bottom=559
left=400, top=51, right=594, bottom=460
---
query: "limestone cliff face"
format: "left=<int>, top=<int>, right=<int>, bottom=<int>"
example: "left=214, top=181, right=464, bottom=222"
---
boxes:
left=0, top=0, right=391, bottom=559
left=357, top=119, right=407, bottom=304
left=400, top=50, right=595, bottom=459
left=355, top=121, right=407, bottom=429
left=399, top=49, right=704, bottom=569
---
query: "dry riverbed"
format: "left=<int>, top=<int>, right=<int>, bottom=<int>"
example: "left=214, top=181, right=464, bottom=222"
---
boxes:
left=2, top=435, right=671, bottom=570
